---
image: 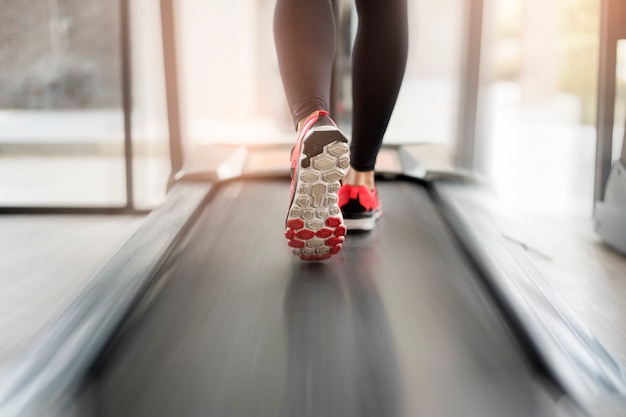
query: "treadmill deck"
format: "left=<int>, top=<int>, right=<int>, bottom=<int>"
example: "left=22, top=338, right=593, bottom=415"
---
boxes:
left=85, top=179, right=556, bottom=417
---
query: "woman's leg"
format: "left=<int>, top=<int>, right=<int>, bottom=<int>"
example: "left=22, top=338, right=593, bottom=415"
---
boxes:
left=274, top=0, right=337, bottom=129
left=338, top=0, right=408, bottom=231
left=275, top=0, right=351, bottom=260
left=348, top=0, right=409, bottom=184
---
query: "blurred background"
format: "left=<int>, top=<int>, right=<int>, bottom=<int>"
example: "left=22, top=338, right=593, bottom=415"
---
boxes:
left=3, top=0, right=626, bottom=402
left=0, top=0, right=616, bottom=216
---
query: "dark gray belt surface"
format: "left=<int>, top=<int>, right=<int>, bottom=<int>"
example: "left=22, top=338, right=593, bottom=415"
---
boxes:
left=86, top=179, right=556, bottom=417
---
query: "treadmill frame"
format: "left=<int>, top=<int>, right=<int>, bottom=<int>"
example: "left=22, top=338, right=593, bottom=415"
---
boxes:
left=1, top=145, right=626, bottom=417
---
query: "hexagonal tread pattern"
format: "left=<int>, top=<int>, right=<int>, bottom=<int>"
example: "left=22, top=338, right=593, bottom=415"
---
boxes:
left=286, top=131, right=350, bottom=261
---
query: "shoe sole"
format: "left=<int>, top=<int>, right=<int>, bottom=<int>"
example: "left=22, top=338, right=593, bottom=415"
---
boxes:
left=344, top=210, right=383, bottom=231
left=285, top=127, right=350, bottom=261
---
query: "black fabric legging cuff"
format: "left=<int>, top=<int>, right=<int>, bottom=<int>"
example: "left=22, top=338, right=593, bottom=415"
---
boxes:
left=274, top=0, right=408, bottom=171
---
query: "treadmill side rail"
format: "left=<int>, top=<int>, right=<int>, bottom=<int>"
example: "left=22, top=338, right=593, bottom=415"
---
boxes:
left=595, top=160, right=626, bottom=254
left=0, top=183, right=214, bottom=417
left=432, top=181, right=626, bottom=416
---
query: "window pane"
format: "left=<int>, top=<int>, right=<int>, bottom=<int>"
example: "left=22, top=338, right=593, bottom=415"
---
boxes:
left=478, top=0, right=600, bottom=216
left=0, top=0, right=126, bottom=206
left=175, top=0, right=292, bottom=150
left=376, top=0, right=464, bottom=147
left=174, top=0, right=465, bottom=155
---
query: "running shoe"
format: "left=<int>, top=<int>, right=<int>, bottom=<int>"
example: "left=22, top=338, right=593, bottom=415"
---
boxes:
left=338, top=184, right=383, bottom=231
left=285, top=111, right=350, bottom=261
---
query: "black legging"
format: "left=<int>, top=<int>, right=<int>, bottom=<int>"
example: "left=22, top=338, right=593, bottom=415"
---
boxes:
left=274, top=0, right=408, bottom=171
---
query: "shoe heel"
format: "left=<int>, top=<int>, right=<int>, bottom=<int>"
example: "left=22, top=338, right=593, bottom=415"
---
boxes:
left=285, top=131, right=350, bottom=260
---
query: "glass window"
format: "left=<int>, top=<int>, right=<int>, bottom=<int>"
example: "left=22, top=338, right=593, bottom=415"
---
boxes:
left=0, top=0, right=126, bottom=207
left=174, top=0, right=465, bottom=153
left=175, top=0, right=292, bottom=150
left=477, top=0, right=600, bottom=216
left=0, top=0, right=171, bottom=209
left=382, top=0, right=464, bottom=147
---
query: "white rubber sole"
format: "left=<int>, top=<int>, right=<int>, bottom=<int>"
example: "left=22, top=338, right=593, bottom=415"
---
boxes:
left=285, top=127, right=350, bottom=260
left=344, top=210, right=383, bottom=231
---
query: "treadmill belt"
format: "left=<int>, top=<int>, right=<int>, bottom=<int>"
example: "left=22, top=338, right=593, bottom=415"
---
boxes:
left=85, top=179, right=555, bottom=417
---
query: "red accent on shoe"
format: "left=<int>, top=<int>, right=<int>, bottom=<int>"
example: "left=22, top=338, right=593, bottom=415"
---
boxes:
left=288, top=239, right=305, bottom=248
left=291, top=112, right=325, bottom=166
left=289, top=111, right=329, bottom=204
left=316, top=228, right=333, bottom=238
left=326, top=217, right=341, bottom=228
left=338, top=185, right=381, bottom=212
left=296, top=229, right=315, bottom=240
left=334, top=226, right=346, bottom=237
left=329, top=245, right=341, bottom=255
left=325, top=237, right=344, bottom=247
left=287, top=219, right=304, bottom=230
left=290, top=112, right=330, bottom=173
left=285, top=230, right=295, bottom=240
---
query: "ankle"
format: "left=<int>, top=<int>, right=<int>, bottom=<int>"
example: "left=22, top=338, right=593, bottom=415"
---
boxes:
left=343, top=167, right=375, bottom=190
left=297, top=110, right=322, bottom=132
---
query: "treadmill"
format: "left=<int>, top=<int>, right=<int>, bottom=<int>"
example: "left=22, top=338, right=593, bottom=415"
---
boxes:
left=2, top=1, right=626, bottom=416
left=0, top=144, right=625, bottom=417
